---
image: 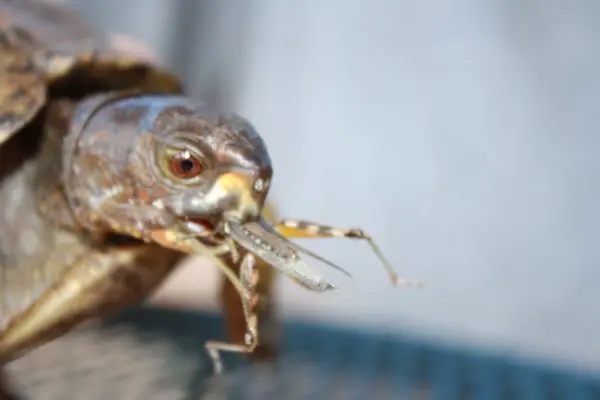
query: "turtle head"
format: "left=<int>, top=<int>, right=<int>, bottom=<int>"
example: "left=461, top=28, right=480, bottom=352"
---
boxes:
left=146, top=100, right=274, bottom=230
left=62, top=92, right=342, bottom=293
left=63, top=93, right=273, bottom=239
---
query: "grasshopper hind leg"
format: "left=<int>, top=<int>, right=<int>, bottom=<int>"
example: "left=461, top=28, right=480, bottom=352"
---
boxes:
left=276, top=219, right=423, bottom=287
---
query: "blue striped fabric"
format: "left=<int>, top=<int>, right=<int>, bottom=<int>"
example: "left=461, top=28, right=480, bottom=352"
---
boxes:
left=101, top=307, right=600, bottom=400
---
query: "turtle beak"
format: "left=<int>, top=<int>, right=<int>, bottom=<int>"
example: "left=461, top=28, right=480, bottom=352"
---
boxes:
left=152, top=171, right=266, bottom=230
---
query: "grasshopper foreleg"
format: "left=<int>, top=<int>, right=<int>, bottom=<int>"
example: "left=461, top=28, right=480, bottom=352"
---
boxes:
left=205, top=252, right=260, bottom=374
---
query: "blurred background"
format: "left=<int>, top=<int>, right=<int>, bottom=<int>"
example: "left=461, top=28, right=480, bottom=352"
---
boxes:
left=31, top=0, right=600, bottom=396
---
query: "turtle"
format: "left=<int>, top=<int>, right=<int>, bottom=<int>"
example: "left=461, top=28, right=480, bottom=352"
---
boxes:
left=0, top=0, right=285, bottom=385
left=0, top=0, right=417, bottom=396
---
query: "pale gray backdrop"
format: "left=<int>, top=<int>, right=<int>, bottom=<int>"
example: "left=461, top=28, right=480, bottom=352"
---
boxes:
left=55, top=0, right=600, bottom=374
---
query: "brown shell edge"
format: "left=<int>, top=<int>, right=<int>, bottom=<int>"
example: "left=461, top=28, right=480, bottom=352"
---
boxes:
left=0, top=18, right=46, bottom=146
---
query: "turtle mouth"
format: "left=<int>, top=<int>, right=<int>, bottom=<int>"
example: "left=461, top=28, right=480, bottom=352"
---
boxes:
left=183, top=217, right=216, bottom=233
left=179, top=217, right=227, bottom=241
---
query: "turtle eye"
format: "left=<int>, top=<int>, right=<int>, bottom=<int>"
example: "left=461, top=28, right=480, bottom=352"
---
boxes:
left=169, top=150, right=203, bottom=178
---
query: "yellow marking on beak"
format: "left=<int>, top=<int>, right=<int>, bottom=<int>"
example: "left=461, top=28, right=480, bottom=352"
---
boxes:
left=215, top=172, right=253, bottom=192
left=213, top=172, right=259, bottom=214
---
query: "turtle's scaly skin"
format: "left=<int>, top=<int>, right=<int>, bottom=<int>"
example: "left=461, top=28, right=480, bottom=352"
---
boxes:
left=0, top=0, right=280, bottom=390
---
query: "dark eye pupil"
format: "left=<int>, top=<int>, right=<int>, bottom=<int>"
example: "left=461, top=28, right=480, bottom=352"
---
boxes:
left=180, top=159, right=194, bottom=172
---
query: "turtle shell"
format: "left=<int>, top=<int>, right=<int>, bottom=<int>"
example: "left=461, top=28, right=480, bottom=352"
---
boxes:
left=0, top=0, right=183, bottom=147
